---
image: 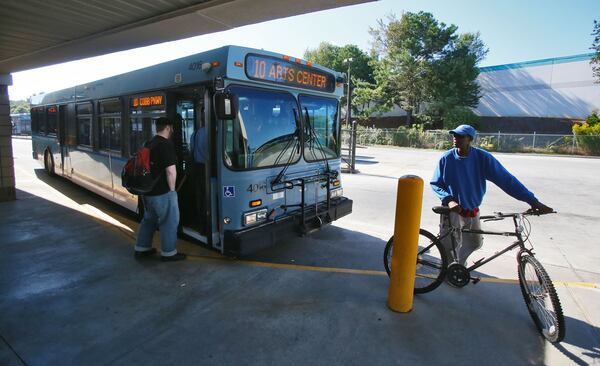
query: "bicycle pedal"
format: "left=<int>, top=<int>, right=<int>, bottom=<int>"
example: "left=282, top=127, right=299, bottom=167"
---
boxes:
left=471, top=277, right=481, bottom=285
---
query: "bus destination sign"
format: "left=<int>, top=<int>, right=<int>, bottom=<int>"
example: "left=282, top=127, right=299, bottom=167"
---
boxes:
left=131, top=95, right=164, bottom=108
left=245, top=54, right=335, bottom=92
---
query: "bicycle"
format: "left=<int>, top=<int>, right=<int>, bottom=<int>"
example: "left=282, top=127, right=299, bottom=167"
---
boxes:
left=383, top=206, right=565, bottom=343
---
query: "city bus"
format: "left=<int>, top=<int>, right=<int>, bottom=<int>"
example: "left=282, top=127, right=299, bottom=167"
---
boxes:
left=11, top=113, right=32, bottom=135
left=30, top=45, right=352, bottom=256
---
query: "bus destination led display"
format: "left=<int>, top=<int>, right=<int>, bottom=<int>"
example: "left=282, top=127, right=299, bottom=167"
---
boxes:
left=245, top=55, right=335, bottom=92
left=131, top=95, right=164, bottom=108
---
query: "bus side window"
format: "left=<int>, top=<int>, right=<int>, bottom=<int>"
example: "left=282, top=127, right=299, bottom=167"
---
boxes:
left=77, top=103, right=92, bottom=147
left=98, top=99, right=122, bottom=153
left=46, top=106, right=58, bottom=136
left=130, top=117, right=144, bottom=156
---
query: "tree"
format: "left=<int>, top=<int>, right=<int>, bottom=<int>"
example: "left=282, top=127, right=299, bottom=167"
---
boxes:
left=427, top=32, right=487, bottom=126
left=352, top=78, right=386, bottom=121
left=368, top=12, right=487, bottom=127
left=304, top=42, right=375, bottom=120
left=304, top=42, right=375, bottom=83
left=10, top=99, right=30, bottom=114
left=592, top=20, right=600, bottom=83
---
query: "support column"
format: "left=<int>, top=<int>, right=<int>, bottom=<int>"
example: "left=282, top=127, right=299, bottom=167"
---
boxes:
left=0, top=74, right=16, bottom=201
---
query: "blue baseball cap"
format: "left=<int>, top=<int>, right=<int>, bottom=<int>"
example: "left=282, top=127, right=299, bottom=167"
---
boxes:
left=449, top=124, right=477, bottom=139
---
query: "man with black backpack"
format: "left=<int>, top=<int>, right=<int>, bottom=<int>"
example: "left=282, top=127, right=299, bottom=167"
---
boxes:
left=134, top=117, right=186, bottom=261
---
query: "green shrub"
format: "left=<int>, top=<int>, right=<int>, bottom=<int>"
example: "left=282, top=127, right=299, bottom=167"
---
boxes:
left=477, top=136, right=497, bottom=151
left=392, top=128, right=410, bottom=146
left=573, top=113, right=600, bottom=155
left=436, top=140, right=453, bottom=150
left=585, top=111, right=599, bottom=125
left=498, top=135, right=525, bottom=152
left=476, top=134, right=525, bottom=152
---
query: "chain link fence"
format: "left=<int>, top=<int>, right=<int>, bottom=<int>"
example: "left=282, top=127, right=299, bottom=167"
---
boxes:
left=341, top=127, right=600, bottom=156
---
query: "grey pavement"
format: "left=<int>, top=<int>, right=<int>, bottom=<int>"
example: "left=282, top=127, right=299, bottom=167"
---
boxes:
left=1, top=138, right=599, bottom=365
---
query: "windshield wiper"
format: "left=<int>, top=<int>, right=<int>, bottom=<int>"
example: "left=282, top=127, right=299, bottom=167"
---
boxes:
left=304, top=107, right=331, bottom=175
left=272, top=109, right=301, bottom=187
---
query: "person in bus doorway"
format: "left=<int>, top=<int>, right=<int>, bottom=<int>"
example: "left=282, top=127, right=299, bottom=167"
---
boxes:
left=430, top=124, right=553, bottom=269
left=135, top=117, right=186, bottom=261
left=191, top=121, right=208, bottom=233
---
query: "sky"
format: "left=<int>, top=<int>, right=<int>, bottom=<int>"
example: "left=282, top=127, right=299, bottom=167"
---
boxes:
left=8, top=0, right=600, bottom=101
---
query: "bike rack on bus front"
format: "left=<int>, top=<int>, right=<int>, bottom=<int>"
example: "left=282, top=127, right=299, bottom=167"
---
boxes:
left=271, top=171, right=336, bottom=234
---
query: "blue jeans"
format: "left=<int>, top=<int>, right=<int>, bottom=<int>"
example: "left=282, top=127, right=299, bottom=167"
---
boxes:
left=135, top=191, right=180, bottom=256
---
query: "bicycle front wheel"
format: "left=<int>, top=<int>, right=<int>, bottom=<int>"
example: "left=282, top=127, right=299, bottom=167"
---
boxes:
left=383, top=229, right=447, bottom=294
left=517, top=254, right=565, bottom=343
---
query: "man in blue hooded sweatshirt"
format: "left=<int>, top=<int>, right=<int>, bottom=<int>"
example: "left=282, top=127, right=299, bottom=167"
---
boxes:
left=430, top=124, right=553, bottom=266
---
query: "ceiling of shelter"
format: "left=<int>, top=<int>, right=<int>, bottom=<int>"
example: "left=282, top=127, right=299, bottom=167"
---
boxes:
left=0, top=0, right=371, bottom=74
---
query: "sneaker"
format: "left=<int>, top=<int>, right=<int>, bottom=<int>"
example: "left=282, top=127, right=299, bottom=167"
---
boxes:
left=134, top=248, right=157, bottom=258
left=161, top=253, right=187, bottom=262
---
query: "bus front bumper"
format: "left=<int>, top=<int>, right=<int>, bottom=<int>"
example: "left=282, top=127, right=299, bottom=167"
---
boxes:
left=223, top=197, right=353, bottom=257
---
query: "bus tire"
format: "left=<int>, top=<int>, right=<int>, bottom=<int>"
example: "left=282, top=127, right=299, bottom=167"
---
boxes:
left=44, top=150, right=56, bottom=177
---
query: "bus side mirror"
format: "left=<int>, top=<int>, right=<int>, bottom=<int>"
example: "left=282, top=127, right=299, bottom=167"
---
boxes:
left=215, top=93, right=236, bottom=120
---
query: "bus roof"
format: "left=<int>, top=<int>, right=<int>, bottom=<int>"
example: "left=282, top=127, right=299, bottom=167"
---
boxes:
left=30, top=45, right=344, bottom=106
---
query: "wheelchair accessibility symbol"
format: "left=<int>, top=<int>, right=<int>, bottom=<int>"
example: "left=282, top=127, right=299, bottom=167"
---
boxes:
left=223, top=186, right=235, bottom=198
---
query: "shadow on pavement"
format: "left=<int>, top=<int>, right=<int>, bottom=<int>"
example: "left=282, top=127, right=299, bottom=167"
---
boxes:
left=1, top=187, right=587, bottom=365
left=356, top=159, right=379, bottom=165
left=246, top=224, right=389, bottom=271
left=33, top=168, right=138, bottom=225
left=553, top=316, right=600, bottom=365
left=354, top=155, right=375, bottom=160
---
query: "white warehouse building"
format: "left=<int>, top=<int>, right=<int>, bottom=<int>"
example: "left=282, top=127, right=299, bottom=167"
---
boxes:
left=475, top=53, right=599, bottom=133
left=367, top=53, right=600, bottom=133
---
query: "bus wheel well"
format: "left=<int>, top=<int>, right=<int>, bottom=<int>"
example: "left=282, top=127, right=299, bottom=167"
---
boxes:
left=44, top=149, right=55, bottom=176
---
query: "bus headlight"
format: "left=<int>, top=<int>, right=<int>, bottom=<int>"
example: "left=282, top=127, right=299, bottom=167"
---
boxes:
left=243, top=208, right=268, bottom=226
left=330, top=188, right=343, bottom=199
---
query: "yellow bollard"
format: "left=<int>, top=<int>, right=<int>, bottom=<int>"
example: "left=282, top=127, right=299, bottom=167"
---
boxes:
left=387, top=175, right=424, bottom=313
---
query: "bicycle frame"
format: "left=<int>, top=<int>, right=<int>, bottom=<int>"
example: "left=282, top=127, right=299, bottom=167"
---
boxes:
left=438, top=213, right=528, bottom=273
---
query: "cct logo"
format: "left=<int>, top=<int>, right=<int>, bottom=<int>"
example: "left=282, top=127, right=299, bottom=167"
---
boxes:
left=223, top=186, right=235, bottom=198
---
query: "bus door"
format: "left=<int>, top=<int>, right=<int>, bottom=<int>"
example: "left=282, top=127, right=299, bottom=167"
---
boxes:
left=174, top=97, right=212, bottom=245
left=58, top=104, right=72, bottom=177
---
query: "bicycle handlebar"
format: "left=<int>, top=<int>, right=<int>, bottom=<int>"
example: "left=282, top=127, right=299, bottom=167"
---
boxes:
left=523, top=209, right=557, bottom=216
left=480, top=210, right=556, bottom=221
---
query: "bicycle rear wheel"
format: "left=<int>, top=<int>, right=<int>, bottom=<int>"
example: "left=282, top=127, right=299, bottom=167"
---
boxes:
left=383, top=229, right=447, bottom=294
left=517, top=254, right=565, bottom=343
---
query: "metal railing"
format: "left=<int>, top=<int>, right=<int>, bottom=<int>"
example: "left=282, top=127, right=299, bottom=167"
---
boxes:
left=341, top=127, right=600, bottom=156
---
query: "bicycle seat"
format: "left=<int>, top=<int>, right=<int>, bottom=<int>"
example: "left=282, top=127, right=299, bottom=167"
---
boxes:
left=432, top=206, right=451, bottom=215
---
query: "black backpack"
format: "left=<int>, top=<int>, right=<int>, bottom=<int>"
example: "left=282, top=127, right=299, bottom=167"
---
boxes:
left=121, top=142, right=158, bottom=195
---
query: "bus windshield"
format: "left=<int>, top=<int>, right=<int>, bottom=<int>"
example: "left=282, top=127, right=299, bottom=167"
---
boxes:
left=301, top=95, right=339, bottom=161
left=224, top=86, right=300, bottom=170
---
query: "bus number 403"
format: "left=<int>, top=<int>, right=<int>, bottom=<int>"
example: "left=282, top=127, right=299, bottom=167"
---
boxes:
left=247, top=183, right=266, bottom=192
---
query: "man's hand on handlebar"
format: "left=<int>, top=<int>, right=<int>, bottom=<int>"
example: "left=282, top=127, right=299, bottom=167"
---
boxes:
left=526, top=201, right=554, bottom=215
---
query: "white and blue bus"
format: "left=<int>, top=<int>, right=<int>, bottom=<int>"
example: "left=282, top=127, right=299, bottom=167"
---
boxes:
left=30, top=45, right=352, bottom=256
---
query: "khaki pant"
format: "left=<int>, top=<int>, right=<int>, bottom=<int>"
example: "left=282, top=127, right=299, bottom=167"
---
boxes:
left=439, top=211, right=483, bottom=266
